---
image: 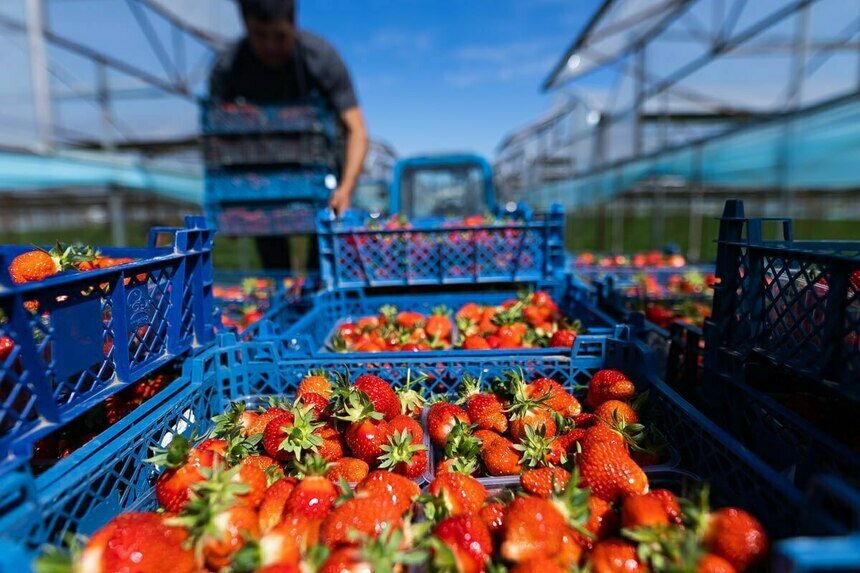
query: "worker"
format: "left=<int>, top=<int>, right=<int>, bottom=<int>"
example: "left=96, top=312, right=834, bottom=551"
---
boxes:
left=209, top=0, right=368, bottom=270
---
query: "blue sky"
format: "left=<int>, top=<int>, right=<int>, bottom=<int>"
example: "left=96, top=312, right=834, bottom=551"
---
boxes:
left=297, top=0, right=601, bottom=157
left=0, top=0, right=601, bottom=158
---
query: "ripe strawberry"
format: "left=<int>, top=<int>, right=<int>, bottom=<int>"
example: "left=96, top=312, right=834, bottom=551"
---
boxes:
left=501, top=496, right=566, bottom=563
left=427, top=402, right=471, bottom=447
left=242, top=454, right=279, bottom=474
left=549, top=329, right=576, bottom=348
left=479, top=501, right=506, bottom=534
left=396, top=310, right=425, bottom=329
left=320, top=527, right=414, bottom=573
left=319, top=495, right=403, bottom=547
left=297, top=370, right=332, bottom=399
left=379, top=430, right=428, bottom=478
left=697, top=554, right=737, bottom=573
left=590, top=539, right=645, bottom=573
left=426, top=306, right=453, bottom=339
left=427, top=472, right=488, bottom=516
left=337, top=392, right=389, bottom=464
left=482, top=436, right=521, bottom=476
left=703, top=508, right=769, bottom=571
left=508, top=406, right=556, bottom=442
left=462, top=335, right=491, bottom=350
left=520, top=467, right=570, bottom=498
left=196, top=438, right=228, bottom=456
left=237, top=520, right=301, bottom=569
left=262, top=406, right=321, bottom=462
left=594, top=399, right=639, bottom=425
left=586, top=370, right=636, bottom=409
left=8, top=244, right=87, bottom=284
left=316, top=422, right=345, bottom=462
left=72, top=512, right=195, bottom=573
left=355, top=470, right=420, bottom=514
left=621, top=493, right=670, bottom=529
left=0, top=337, right=13, bottom=362
left=583, top=495, right=619, bottom=544
left=326, top=457, right=370, bottom=483
left=432, top=514, right=493, bottom=573
left=248, top=406, right=289, bottom=436
left=284, top=456, right=338, bottom=520
left=353, top=374, right=400, bottom=420
left=147, top=435, right=219, bottom=513
left=459, top=375, right=507, bottom=433
left=388, top=414, right=425, bottom=443
left=296, top=392, right=329, bottom=420
left=234, top=463, right=267, bottom=508
left=258, top=477, right=298, bottom=532
left=474, top=429, right=502, bottom=450
left=649, top=488, right=683, bottom=525
left=201, top=504, right=259, bottom=569
left=511, top=556, right=569, bottom=573
left=527, top=377, right=581, bottom=418
left=579, top=425, right=648, bottom=503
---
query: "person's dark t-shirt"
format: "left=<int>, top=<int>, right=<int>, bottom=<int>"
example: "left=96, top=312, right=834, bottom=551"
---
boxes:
left=209, top=30, right=358, bottom=112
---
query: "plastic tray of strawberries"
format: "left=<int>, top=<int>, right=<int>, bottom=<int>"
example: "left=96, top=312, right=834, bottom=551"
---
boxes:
left=708, top=200, right=860, bottom=394
left=257, top=276, right=620, bottom=358
left=0, top=217, right=216, bottom=467
left=213, top=271, right=317, bottom=335
left=317, top=204, right=566, bottom=288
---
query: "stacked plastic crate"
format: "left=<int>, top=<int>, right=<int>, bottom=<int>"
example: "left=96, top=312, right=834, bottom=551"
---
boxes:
left=201, top=100, right=341, bottom=236
left=662, top=200, right=860, bottom=569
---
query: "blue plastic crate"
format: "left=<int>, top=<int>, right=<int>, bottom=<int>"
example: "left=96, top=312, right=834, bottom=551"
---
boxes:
left=207, top=200, right=326, bottom=236
left=707, top=199, right=860, bottom=396
left=0, top=217, right=215, bottom=466
left=256, top=276, right=619, bottom=358
left=203, top=132, right=338, bottom=170
left=200, top=99, right=338, bottom=137
left=667, top=320, right=860, bottom=493
left=1, top=332, right=858, bottom=568
left=205, top=169, right=333, bottom=205
left=573, top=262, right=716, bottom=287
left=317, top=204, right=566, bottom=288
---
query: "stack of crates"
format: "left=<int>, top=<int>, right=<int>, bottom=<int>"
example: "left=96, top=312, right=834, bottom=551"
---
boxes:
left=201, top=99, right=341, bottom=235
left=663, top=200, right=860, bottom=569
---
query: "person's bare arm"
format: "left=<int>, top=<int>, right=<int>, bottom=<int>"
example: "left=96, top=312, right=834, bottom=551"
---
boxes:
left=329, top=106, right=368, bottom=216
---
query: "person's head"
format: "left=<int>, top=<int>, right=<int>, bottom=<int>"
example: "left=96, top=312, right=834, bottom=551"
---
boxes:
left=238, top=0, right=297, bottom=68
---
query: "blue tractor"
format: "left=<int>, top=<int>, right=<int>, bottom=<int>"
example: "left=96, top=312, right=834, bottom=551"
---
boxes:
left=388, top=154, right=497, bottom=218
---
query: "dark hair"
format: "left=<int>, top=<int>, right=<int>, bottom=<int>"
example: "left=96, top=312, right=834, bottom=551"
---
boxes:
left=238, top=0, right=296, bottom=23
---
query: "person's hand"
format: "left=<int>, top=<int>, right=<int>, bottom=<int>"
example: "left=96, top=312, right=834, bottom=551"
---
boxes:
left=328, top=187, right=351, bottom=217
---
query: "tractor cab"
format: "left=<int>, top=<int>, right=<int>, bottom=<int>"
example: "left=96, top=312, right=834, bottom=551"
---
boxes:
left=390, top=154, right=495, bottom=218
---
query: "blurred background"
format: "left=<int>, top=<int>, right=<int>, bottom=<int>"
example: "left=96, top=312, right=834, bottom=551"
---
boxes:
left=0, top=0, right=858, bottom=266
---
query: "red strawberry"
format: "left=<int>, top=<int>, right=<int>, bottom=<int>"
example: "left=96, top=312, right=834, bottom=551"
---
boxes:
left=258, top=477, right=298, bottom=532
left=649, top=488, right=683, bottom=525
left=353, top=374, right=400, bottom=421
left=549, top=329, right=576, bottom=348
left=427, top=402, right=471, bottom=447
left=459, top=375, right=507, bottom=433
left=621, top=493, right=669, bottom=529
left=519, top=467, right=570, bottom=498
left=148, top=435, right=219, bottom=513
left=319, top=495, right=403, bottom=548
left=426, top=306, right=453, bottom=340
left=316, top=422, right=346, bottom=463
left=74, top=512, right=195, bottom=573
left=297, top=370, right=333, bottom=399
left=511, top=556, right=569, bottom=573
left=586, top=370, right=636, bottom=409
left=196, top=438, right=228, bottom=456
left=325, top=457, right=370, bottom=483
left=388, top=414, right=425, bottom=443
left=262, top=406, right=320, bottom=462
left=247, top=407, right=289, bottom=436
left=462, top=335, right=490, bottom=350
left=378, top=429, right=428, bottom=478
left=427, top=472, right=488, bottom=516
left=579, top=425, right=649, bottom=503
left=527, top=377, right=581, bottom=418
left=338, top=392, right=389, bottom=464
left=704, top=508, right=769, bottom=571
left=501, top=496, right=565, bottom=563
left=234, top=463, right=267, bottom=509
left=283, top=456, right=337, bottom=520
left=482, top=436, right=521, bottom=476
left=590, top=539, right=645, bottom=573
left=432, top=514, right=493, bottom=573
left=296, top=392, right=329, bottom=420
left=0, top=337, right=13, bottom=362
left=697, top=554, right=737, bottom=573
left=479, top=501, right=506, bottom=534
left=320, top=527, right=413, bottom=573
left=355, top=470, right=420, bottom=514
left=594, top=399, right=639, bottom=425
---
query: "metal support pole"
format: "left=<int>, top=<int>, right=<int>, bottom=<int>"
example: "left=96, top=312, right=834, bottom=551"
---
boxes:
left=26, top=0, right=52, bottom=152
left=633, top=45, right=646, bottom=156
left=96, top=63, right=126, bottom=245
